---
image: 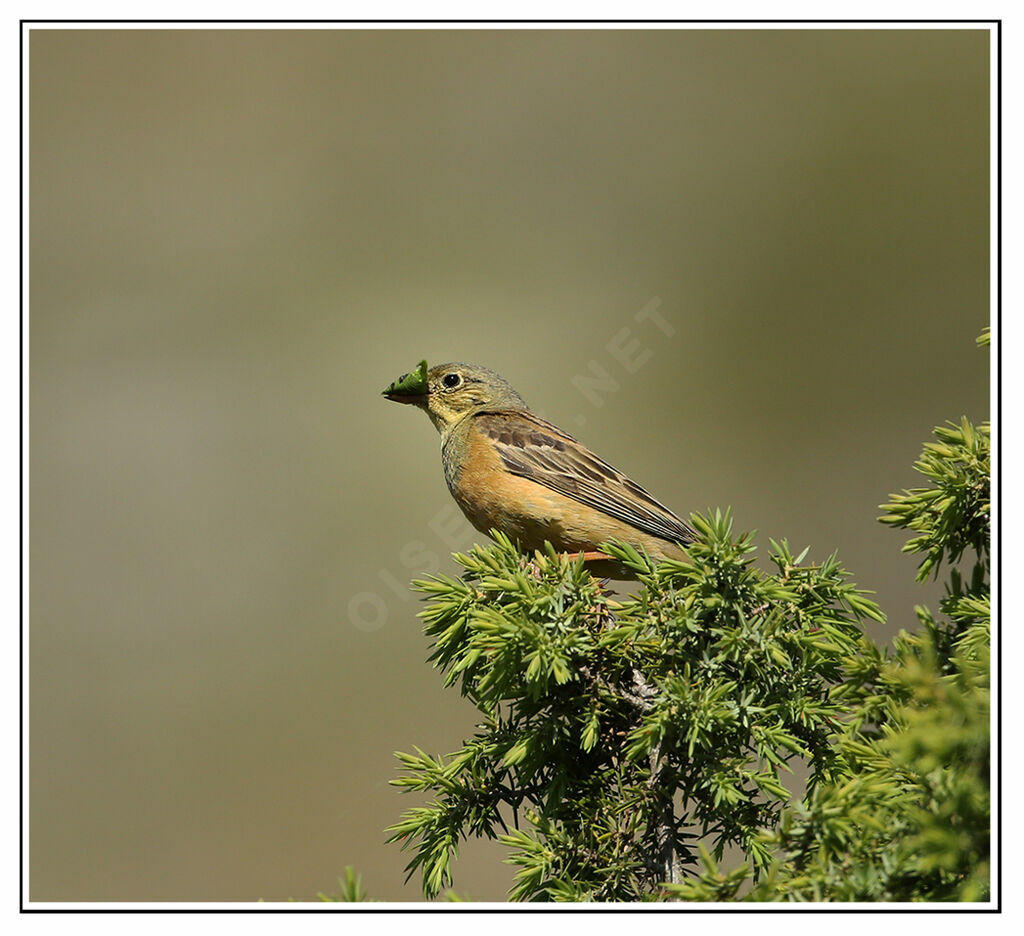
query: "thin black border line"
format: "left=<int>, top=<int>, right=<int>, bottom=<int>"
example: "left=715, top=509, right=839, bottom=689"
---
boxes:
left=20, top=18, right=1001, bottom=913
left=19, top=14, right=25, bottom=916
left=15, top=903, right=1004, bottom=915
left=18, top=908, right=1001, bottom=914
left=19, top=18, right=1004, bottom=24
left=994, top=17, right=1002, bottom=913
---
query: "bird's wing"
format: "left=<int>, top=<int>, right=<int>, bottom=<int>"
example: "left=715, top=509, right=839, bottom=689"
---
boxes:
left=473, top=410, right=696, bottom=546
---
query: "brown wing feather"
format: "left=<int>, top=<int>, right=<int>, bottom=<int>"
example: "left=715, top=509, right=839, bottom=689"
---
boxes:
left=473, top=411, right=696, bottom=546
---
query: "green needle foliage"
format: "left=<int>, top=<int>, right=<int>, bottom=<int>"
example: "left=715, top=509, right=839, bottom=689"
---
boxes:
left=880, top=416, right=990, bottom=585
left=387, top=356, right=989, bottom=903
left=665, top=418, right=990, bottom=903
left=316, top=866, right=371, bottom=902
left=387, top=518, right=890, bottom=900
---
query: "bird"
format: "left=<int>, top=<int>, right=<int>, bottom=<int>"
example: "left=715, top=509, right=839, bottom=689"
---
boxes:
left=382, top=360, right=695, bottom=577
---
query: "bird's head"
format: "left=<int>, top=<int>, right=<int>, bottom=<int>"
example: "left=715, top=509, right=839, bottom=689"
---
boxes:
left=382, top=360, right=528, bottom=432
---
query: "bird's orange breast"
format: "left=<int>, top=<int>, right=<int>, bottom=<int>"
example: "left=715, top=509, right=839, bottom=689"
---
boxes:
left=446, top=420, right=686, bottom=561
left=448, top=425, right=557, bottom=543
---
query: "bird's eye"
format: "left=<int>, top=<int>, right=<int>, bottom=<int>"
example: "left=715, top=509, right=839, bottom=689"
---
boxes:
left=442, top=373, right=462, bottom=389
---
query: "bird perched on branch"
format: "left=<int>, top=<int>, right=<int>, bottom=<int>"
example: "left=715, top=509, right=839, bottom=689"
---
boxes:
left=383, top=360, right=694, bottom=577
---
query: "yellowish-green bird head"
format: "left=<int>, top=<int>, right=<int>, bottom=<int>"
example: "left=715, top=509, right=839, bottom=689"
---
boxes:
left=382, top=360, right=528, bottom=432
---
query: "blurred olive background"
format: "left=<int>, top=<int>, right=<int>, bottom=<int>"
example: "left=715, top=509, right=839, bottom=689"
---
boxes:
left=29, top=28, right=990, bottom=901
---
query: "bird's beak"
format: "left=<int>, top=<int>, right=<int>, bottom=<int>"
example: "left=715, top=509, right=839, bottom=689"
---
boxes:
left=383, top=391, right=427, bottom=405
left=382, top=359, right=430, bottom=404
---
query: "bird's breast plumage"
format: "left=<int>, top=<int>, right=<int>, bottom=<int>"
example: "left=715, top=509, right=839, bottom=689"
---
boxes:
left=436, top=410, right=692, bottom=561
